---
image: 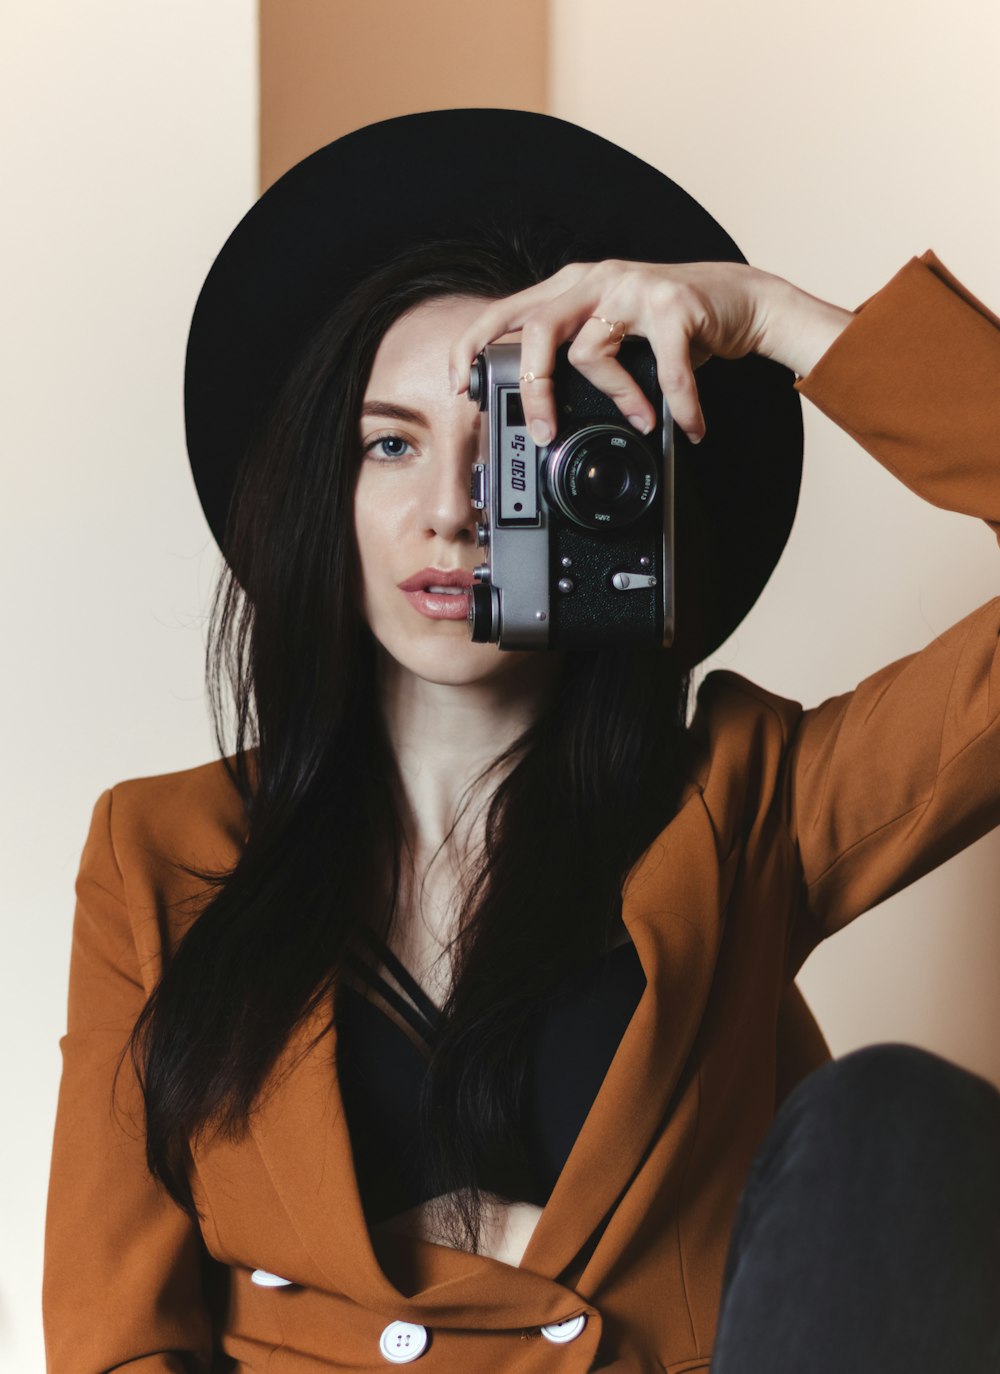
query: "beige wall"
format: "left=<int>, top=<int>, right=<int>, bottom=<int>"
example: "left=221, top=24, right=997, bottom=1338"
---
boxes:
left=549, top=0, right=1000, bottom=1077
left=259, top=0, right=548, bottom=189
left=5, top=4, right=258, bottom=1368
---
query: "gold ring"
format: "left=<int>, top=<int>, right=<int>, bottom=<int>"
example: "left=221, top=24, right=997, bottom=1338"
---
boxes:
left=519, top=371, right=551, bottom=384
left=591, top=316, right=629, bottom=346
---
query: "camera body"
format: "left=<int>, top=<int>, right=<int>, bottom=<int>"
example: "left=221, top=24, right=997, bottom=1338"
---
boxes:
left=466, top=337, right=674, bottom=650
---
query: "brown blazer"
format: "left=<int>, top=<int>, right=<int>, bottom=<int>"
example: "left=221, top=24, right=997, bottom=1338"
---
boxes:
left=44, top=249, right=1000, bottom=1373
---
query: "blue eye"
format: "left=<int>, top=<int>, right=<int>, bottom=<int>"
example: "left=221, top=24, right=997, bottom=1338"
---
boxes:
left=364, top=432, right=412, bottom=462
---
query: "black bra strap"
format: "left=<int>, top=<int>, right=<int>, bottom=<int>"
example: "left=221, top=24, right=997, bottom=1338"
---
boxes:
left=341, top=948, right=438, bottom=1048
left=356, top=926, right=445, bottom=1030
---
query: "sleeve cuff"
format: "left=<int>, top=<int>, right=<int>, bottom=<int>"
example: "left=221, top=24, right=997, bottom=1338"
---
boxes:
left=792, top=249, right=1000, bottom=406
left=787, top=248, right=1000, bottom=534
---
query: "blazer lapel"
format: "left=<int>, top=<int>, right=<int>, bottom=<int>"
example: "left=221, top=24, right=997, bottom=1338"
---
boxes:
left=519, top=787, right=726, bottom=1280
left=245, top=990, right=390, bottom=1304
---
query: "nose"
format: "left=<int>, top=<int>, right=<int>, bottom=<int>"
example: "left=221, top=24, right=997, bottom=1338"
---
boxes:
left=422, top=440, right=479, bottom=544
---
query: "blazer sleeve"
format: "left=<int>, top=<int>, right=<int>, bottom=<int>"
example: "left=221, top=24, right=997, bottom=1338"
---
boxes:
left=43, top=788, right=215, bottom=1374
left=767, top=249, right=1000, bottom=946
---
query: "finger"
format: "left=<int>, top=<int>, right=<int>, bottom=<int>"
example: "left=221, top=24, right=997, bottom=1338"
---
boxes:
left=448, top=296, right=525, bottom=394
left=459, top=295, right=603, bottom=446
left=507, top=263, right=664, bottom=441
left=565, top=318, right=657, bottom=435
left=646, top=323, right=706, bottom=444
left=519, top=372, right=557, bottom=446
left=447, top=263, right=590, bottom=393
left=515, top=311, right=574, bottom=445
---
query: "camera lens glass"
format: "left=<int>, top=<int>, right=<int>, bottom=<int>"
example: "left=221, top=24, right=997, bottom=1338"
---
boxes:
left=545, top=425, right=658, bottom=529
left=582, top=454, right=629, bottom=503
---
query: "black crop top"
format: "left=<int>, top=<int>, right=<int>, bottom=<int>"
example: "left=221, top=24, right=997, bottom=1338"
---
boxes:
left=334, top=925, right=646, bottom=1225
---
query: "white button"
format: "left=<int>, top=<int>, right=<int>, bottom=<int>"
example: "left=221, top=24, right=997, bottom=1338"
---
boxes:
left=541, top=1313, right=587, bottom=1343
left=250, top=1269, right=294, bottom=1287
left=379, top=1320, right=429, bottom=1363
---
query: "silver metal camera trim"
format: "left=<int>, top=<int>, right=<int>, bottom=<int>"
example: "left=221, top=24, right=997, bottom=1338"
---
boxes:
left=472, top=342, right=674, bottom=650
left=471, top=344, right=548, bottom=648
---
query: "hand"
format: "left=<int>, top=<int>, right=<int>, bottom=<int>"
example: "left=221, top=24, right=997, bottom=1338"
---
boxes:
left=446, top=258, right=778, bottom=448
left=447, top=258, right=853, bottom=445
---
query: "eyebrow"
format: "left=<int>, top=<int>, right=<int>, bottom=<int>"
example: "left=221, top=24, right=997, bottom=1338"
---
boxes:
left=360, top=401, right=429, bottom=426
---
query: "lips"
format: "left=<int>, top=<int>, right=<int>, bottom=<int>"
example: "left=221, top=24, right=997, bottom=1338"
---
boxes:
left=401, top=588, right=471, bottom=621
left=397, top=567, right=474, bottom=592
left=396, top=567, right=475, bottom=622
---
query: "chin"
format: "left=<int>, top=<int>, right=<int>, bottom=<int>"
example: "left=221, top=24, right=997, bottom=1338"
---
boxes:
left=372, top=623, right=537, bottom=687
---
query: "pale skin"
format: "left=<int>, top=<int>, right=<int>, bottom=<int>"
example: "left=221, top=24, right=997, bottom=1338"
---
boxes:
left=353, top=258, right=854, bottom=1265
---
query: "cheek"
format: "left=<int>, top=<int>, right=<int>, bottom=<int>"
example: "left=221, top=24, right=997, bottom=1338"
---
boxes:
left=352, top=505, right=373, bottom=572
left=353, top=479, right=403, bottom=595
left=352, top=480, right=382, bottom=566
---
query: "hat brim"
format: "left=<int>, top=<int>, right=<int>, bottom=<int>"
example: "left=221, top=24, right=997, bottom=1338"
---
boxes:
left=184, top=107, right=802, bottom=669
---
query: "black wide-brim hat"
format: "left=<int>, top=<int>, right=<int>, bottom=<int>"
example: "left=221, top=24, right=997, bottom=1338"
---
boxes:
left=184, top=107, right=803, bottom=670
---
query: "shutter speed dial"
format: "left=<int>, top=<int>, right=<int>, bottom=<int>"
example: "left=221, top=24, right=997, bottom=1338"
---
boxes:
left=469, top=582, right=498, bottom=642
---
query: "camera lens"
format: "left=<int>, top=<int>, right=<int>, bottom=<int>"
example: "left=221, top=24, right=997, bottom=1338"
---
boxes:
left=582, top=455, right=629, bottom=503
left=544, top=424, right=657, bottom=529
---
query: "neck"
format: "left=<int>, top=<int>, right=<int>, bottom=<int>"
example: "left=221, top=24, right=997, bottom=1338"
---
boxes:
left=374, top=643, right=564, bottom=861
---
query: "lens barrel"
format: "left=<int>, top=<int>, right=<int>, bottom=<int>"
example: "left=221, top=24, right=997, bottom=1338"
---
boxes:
left=544, top=424, right=657, bottom=529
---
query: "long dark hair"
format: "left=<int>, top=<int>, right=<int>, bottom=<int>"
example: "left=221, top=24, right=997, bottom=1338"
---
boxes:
left=124, top=216, right=695, bottom=1253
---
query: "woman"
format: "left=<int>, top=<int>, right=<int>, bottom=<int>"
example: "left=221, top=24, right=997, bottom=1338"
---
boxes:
left=44, top=109, right=1000, bottom=1372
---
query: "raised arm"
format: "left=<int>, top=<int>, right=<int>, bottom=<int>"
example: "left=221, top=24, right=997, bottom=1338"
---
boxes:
left=717, top=251, right=1000, bottom=946
left=791, top=252, right=1000, bottom=940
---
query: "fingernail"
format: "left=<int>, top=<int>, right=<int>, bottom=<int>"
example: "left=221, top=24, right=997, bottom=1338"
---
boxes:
left=690, top=432, right=703, bottom=445
left=530, top=419, right=553, bottom=446
left=628, top=415, right=653, bottom=435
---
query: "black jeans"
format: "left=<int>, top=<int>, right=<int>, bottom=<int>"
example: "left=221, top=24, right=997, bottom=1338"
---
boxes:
left=710, top=1043, right=1000, bottom=1372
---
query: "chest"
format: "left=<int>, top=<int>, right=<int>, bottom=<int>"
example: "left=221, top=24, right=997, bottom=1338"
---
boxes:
left=335, top=886, right=643, bottom=1264
left=377, top=862, right=460, bottom=1017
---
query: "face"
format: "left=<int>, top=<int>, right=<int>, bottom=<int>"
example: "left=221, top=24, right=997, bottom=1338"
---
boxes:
left=354, top=295, right=555, bottom=688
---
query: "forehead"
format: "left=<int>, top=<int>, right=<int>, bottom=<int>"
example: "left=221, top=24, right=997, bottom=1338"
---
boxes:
left=366, top=295, right=522, bottom=383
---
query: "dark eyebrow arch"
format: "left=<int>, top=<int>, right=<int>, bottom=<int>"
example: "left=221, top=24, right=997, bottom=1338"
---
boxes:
left=360, top=401, right=429, bottom=426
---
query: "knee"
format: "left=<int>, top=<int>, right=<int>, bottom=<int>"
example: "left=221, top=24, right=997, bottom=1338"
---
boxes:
left=788, top=1042, right=1000, bottom=1167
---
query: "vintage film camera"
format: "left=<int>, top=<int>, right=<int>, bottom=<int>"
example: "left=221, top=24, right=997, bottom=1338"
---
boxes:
left=465, top=336, right=674, bottom=650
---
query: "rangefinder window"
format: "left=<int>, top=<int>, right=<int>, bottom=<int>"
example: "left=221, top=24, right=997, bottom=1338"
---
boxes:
left=498, top=388, right=539, bottom=526
left=506, top=391, right=526, bottom=427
